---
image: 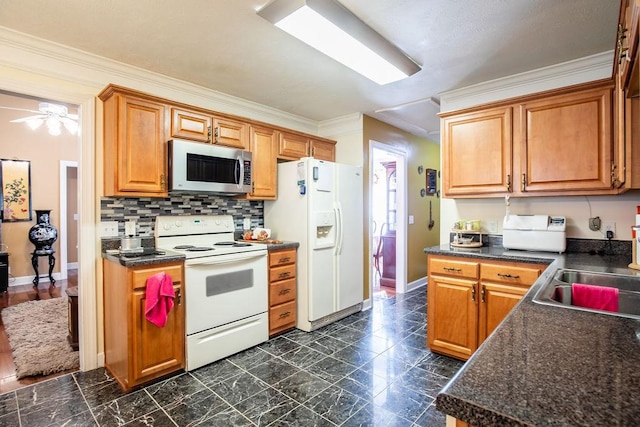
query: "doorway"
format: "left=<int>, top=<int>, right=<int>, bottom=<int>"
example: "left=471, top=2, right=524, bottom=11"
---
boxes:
left=369, top=142, right=407, bottom=303
left=59, top=161, right=78, bottom=281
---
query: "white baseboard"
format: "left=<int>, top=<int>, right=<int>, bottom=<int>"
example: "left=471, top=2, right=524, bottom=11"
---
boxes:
left=9, top=272, right=63, bottom=287
left=407, top=276, right=427, bottom=293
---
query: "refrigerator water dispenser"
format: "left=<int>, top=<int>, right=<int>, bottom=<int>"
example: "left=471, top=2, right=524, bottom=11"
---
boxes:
left=314, top=211, right=336, bottom=249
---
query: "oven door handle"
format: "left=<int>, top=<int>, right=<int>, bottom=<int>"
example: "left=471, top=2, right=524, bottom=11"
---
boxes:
left=185, top=252, right=266, bottom=266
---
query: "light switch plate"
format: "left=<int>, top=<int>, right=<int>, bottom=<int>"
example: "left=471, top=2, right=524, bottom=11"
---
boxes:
left=100, top=221, right=119, bottom=237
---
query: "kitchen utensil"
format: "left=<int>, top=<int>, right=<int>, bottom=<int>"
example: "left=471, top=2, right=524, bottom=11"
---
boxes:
left=428, top=201, right=435, bottom=230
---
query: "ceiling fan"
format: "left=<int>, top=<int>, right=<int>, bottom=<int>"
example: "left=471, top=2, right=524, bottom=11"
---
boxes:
left=1, top=102, right=79, bottom=136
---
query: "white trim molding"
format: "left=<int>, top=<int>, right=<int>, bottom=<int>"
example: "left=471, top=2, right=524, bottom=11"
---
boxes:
left=440, top=51, right=614, bottom=112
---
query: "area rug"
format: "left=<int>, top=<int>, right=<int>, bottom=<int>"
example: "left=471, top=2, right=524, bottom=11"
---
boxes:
left=1, top=298, right=79, bottom=378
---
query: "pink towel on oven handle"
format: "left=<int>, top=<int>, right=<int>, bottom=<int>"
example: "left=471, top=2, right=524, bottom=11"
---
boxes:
left=571, top=282, right=619, bottom=312
left=145, top=272, right=175, bottom=327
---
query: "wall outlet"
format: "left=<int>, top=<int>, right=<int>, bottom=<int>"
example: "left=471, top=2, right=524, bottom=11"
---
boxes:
left=408, top=215, right=414, bottom=225
left=125, top=220, right=136, bottom=236
left=602, top=221, right=616, bottom=237
left=100, top=221, right=119, bottom=237
left=243, top=217, right=252, bottom=230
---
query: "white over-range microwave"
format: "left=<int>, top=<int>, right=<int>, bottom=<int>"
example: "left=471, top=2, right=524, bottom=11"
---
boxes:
left=168, top=139, right=252, bottom=195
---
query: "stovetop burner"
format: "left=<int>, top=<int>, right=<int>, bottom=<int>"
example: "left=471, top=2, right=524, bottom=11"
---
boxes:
left=215, top=241, right=253, bottom=248
left=187, top=247, right=215, bottom=252
left=174, top=245, right=195, bottom=250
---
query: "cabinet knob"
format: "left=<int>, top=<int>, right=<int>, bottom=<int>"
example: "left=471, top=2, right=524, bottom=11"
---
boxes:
left=279, top=257, right=291, bottom=263
left=175, top=288, right=181, bottom=306
left=207, top=126, right=213, bottom=143
left=506, top=174, right=511, bottom=191
left=481, top=285, right=486, bottom=303
left=214, top=126, right=220, bottom=143
left=521, top=173, right=527, bottom=192
left=278, top=288, right=291, bottom=295
left=279, top=311, right=291, bottom=318
left=497, top=273, right=520, bottom=279
left=471, top=285, right=476, bottom=302
left=278, top=271, right=291, bottom=279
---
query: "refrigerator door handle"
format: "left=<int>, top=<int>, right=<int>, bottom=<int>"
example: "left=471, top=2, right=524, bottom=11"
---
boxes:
left=335, top=204, right=343, bottom=255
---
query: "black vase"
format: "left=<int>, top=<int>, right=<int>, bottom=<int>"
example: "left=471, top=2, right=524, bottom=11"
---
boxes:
left=28, top=210, right=58, bottom=252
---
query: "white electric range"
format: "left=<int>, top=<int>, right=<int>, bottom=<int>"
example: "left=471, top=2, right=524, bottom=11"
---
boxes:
left=155, top=215, right=268, bottom=371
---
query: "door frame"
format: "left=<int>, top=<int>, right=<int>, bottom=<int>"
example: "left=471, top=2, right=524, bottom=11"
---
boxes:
left=59, top=160, right=78, bottom=280
left=0, top=78, right=98, bottom=372
left=369, top=141, right=407, bottom=298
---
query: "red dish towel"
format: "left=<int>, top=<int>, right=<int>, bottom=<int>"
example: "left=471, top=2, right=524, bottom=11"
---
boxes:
left=145, top=272, right=175, bottom=327
left=571, top=283, right=619, bottom=312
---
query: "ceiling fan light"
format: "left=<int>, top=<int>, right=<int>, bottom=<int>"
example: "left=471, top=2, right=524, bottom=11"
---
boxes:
left=26, top=118, right=43, bottom=131
left=62, top=118, right=78, bottom=135
left=46, top=116, right=62, bottom=136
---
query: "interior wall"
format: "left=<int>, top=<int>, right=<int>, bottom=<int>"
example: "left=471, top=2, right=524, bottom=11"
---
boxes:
left=362, top=115, right=440, bottom=298
left=0, top=92, right=78, bottom=280
left=66, top=166, right=78, bottom=264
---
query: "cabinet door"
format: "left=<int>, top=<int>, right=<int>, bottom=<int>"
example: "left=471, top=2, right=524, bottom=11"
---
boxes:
left=310, top=139, right=336, bottom=162
left=171, top=107, right=212, bottom=142
left=213, top=116, right=249, bottom=149
left=131, top=284, right=185, bottom=385
left=278, top=131, right=309, bottom=160
left=441, top=107, right=513, bottom=197
left=427, top=275, right=478, bottom=360
left=247, top=125, right=278, bottom=199
left=518, top=85, right=613, bottom=193
left=477, top=282, right=527, bottom=344
left=106, top=95, right=167, bottom=196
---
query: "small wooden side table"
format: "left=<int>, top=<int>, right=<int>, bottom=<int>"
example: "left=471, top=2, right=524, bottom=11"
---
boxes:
left=66, top=286, right=79, bottom=351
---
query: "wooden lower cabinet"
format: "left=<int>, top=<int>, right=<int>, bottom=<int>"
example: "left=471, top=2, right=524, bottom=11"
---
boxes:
left=427, top=255, right=546, bottom=360
left=268, top=248, right=297, bottom=336
left=103, top=260, right=185, bottom=391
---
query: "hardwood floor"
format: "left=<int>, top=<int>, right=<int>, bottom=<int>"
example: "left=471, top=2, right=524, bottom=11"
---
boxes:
left=0, top=269, right=78, bottom=394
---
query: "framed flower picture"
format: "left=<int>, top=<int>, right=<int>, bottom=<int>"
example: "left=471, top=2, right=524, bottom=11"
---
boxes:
left=1, top=159, right=32, bottom=222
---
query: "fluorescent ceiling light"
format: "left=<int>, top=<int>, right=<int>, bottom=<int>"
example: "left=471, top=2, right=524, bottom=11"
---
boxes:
left=258, top=0, right=421, bottom=85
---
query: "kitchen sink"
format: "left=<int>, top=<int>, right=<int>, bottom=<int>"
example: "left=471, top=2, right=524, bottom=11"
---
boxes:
left=532, top=269, right=640, bottom=320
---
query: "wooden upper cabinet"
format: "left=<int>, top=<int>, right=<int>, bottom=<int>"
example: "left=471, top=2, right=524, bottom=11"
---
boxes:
left=518, top=85, right=613, bottom=193
left=100, top=87, right=167, bottom=197
left=213, top=116, right=249, bottom=149
left=247, top=125, right=278, bottom=200
left=440, top=80, right=618, bottom=198
left=170, top=107, right=212, bottom=142
left=278, top=131, right=309, bottom=160
left=310, top=139, right=336, bottom=162
left=441, top=107, right=513, bottom=197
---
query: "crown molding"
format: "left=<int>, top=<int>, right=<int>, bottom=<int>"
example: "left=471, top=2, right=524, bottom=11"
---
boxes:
left=440, top=51, right=614, bottom=112
left=0, top=26, right=319, bottom=134
left=318, top=112, right=363, bottom=138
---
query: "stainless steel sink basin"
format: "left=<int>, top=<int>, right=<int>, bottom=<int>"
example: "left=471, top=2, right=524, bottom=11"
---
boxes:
left=532, top=269, right=640, bottom=320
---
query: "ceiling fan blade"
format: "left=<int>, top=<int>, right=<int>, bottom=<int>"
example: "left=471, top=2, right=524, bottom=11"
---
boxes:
left=9, top=114, right=47, bottom=123
left=0, top=106, right=41, bottom=114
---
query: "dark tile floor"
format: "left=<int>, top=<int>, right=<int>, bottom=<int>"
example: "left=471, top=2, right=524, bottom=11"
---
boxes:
left=0, top=286, right=464, bottom=426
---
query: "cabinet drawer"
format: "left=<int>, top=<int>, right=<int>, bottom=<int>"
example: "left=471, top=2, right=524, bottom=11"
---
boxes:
left=131, top=264, right=183, bottom=289
left=269, top=301, right=296, bottom=331
left=480, top=263, right=543, bottom=286
left=269, top=249, right=296, bottom=267
left=429, top=257, right=479, bottom=279
left=270, top=278, right=296, bottom=306
left=270, top=264, right=296, bottom=282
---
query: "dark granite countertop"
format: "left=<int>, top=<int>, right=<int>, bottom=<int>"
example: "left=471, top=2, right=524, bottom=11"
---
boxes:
left=237, top=240, right=300, bottom=251
left=102, top=249, right=185, bottom=267
left=424, top=244, right=640, bottom=426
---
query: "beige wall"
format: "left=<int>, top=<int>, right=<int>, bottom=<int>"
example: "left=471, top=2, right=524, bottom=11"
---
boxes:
left=0, top=92, right=78, bottom=279
left=362, top=115, right=440, bottom=299
left=67, top=166, right=78, bottom=263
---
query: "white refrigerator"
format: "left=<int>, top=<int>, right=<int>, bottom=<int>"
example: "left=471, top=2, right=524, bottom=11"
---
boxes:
left=264, top=158, right=363, bottom=331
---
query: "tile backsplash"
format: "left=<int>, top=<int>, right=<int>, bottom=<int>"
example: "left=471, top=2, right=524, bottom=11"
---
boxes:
left=100, top=195, right=264, bottom=236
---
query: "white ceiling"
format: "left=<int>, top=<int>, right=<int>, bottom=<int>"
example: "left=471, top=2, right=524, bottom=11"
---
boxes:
left=0, top=0, right=619, bottom=139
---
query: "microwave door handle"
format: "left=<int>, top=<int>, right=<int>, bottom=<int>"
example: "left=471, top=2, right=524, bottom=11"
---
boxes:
left=235, top=155, right=243, bottom=187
